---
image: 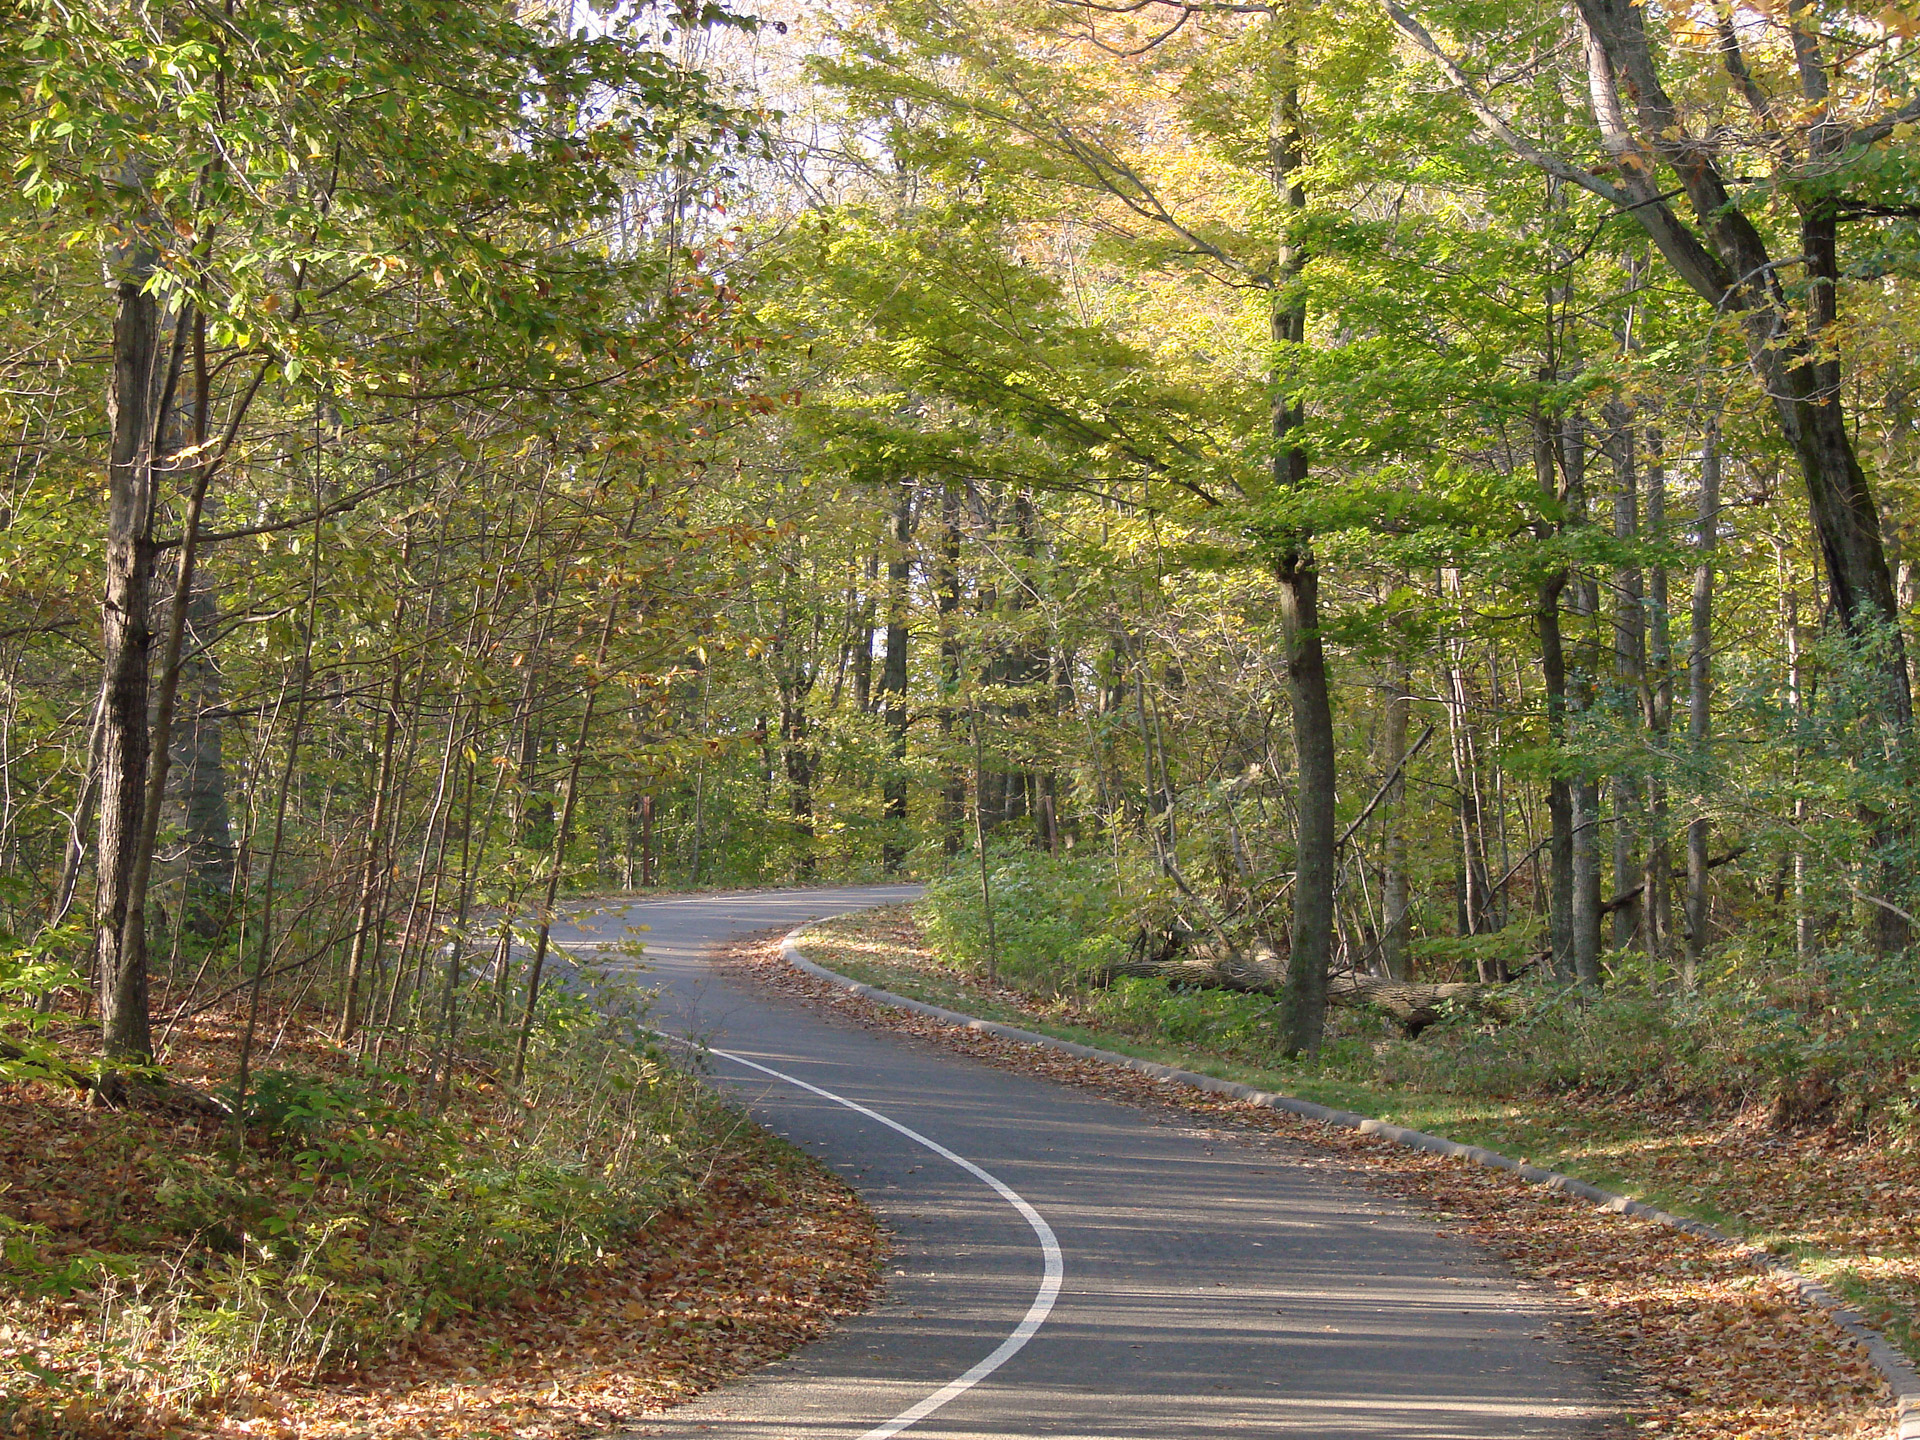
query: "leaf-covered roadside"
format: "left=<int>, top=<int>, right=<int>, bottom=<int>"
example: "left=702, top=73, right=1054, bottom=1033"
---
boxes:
left=0, top=1001, right=884, bottom=1439
left=741, top=918, right=1894, bottom=1440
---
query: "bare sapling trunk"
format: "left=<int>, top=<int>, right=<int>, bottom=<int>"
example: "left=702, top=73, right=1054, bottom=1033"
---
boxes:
left=1605, top=402, right=1646, bottom=955
left=1564, top=416, right=1604, bottom=985
left=1380, top=656, right=1412, bottom=981
left=936, top=485, right=966, bottom=854
left=1683, top=424, right=1718, bottom=989
left=233, top=513, right=323, bottom=1146
left=340, top=654, right=404, bottom=1041
left=513, top=592, right=623, bottom=1088
left=881, top=478, right=913, bottom=871
left=1642, top=426, right=1673, bottom=983
left=1533, top=405, right=1575, bottom=980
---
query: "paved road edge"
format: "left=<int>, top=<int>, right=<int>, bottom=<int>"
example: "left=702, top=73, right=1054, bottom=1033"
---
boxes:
left=780, top=923, right=1920, bottom=1440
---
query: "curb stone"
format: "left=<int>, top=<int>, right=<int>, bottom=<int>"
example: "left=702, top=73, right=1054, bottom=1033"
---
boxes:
left=780, top=925, right=1920, bottom=1439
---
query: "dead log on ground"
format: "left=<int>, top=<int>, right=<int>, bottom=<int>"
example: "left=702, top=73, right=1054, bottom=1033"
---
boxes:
left=1098, top=935, right=1511, bottom=1036
left=1, top=1037, right=232, bottom=1118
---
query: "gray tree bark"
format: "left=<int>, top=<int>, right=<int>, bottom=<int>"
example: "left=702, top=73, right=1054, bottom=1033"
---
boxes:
left=96, top=242, right=169, bottom=1061
left=1683, top=425, right=1718, bottom=989
left=881, top=479, right=914, bottom=870
left=1269, top=49, right=1337, bottom=1056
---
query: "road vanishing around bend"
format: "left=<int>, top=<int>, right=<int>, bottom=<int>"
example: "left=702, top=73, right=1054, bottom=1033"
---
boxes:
left=548, top=885, right=1623, bottom=1440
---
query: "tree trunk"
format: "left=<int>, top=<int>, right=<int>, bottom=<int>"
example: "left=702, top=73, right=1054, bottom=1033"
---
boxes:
left=1604, top=402, right=1645, bottom=955
left=96, top=256, right=169, bottom=1061
left=1380, top=657, right=1412, bottom=981
left=881, top=478, right=913, bottom=871
left=1269, top=51, right=1336, bottom=1056
left=937, top=484, right=966, bottom=855
left=341, top=643, right=406, bottom=1042
left=775, top=616, right=818, bottom=876
left=1096, top=939, right=1507, bottom=1037
left=513, top=593, right=622, bottom=1087
left=168, top=578, right=235, bottom=929
left=1683, top=423, right=1717, bottom=989
left=1533, top=403, right=1574, bottom=981
left=1564, top=415, right=1604, bottom=986
left=1441, top=569, right=1496, bottom=969
left=852, top=549, right=877, bottom=716
left=1642, top=426, right=1673, bottom=983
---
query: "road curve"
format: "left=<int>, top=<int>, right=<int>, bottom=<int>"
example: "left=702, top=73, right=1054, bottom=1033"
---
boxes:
left=549, top=885, right=1620, bottom=1440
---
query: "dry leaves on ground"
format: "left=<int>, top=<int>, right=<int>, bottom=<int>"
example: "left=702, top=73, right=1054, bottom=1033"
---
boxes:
left=734, top=921, right=1894, bottom=1440
left=1, top=1006, right=886, bottom=1440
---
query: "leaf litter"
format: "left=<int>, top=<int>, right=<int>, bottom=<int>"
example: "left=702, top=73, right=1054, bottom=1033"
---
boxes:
left=740, top=912, right=1899, bottom=1440
left=0, top=1006, right=885, bottom=1440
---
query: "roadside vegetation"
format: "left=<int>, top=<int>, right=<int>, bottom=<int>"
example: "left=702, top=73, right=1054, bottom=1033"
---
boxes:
left=0, top=955, right=882, bottom=1439
left=799, top=896, right=1920, bottom=1372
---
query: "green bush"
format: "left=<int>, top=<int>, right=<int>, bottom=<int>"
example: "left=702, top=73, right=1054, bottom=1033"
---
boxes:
left=2, top=979, right=725, bottom=1418
left=921, top=847, right=1149, bottom=990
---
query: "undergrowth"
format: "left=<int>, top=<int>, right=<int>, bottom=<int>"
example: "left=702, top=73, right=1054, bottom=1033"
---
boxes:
left=0, top=967, right=740, bottom=1436
left=920, top=849, right=1920, bottom=1136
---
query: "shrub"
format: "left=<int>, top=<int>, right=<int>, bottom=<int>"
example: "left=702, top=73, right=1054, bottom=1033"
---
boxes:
left=920, top=847, right=1151, bottom=991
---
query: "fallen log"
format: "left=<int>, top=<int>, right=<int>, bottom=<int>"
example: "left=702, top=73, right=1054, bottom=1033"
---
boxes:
left=1, top=1037, right=232, bottom=1118
left=1096, top=938, right=1510, bottom=1036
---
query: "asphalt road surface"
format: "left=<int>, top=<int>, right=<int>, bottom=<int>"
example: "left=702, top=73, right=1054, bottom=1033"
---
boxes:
left=546, top=885, right=1620, bottom=1440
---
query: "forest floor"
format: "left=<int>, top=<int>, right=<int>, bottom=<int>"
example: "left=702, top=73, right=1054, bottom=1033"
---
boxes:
left=0, top=1003, right=885, bottom=1440
left=749, top=904, right=1914, bottom=1440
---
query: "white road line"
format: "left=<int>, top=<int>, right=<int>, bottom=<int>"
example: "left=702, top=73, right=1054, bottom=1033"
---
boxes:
left=703, top=1042, right=1064, bottom=1440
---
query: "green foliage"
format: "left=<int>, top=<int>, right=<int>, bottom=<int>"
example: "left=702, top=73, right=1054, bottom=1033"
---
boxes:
left=1079, top=977, right=1291, bottom=1062
left=0, top=909, right=86, bottom=1088
left=921, top=848, right=1146, bottom=989
left=1326, top=956, right=1920, bottom=1133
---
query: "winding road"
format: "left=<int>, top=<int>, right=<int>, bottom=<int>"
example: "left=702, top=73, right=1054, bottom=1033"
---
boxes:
left=548, top=885, right=1621, bottom=1440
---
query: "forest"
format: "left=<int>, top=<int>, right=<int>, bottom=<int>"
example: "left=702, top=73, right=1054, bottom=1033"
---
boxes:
left=11, top=0, right=1920, bottom=1090
left=9, top=0, right=1920, bottom=1093
left=5, top=0, right=1920, bottom=1425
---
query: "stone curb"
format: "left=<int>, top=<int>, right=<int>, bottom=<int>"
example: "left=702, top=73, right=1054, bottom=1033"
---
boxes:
left=781, top=926, right=1920, bottom=1439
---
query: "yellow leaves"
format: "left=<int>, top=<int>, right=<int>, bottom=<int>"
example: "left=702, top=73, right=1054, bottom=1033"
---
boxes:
left=1877, top=4, right=1920, bottom=38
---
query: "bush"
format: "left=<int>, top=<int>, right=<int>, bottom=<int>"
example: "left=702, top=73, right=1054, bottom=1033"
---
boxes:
left=920, top=847, right=1150, bottom=990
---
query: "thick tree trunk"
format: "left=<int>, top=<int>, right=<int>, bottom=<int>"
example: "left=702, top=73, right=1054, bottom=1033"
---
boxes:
left=1278, top=554, right=1337, bottom=1052
left=96, top=262, right=168, bottom=1061
left=1266, top=45, right=1337, bottom=1056
left=1096, top=940, right=1505, bottom=1036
